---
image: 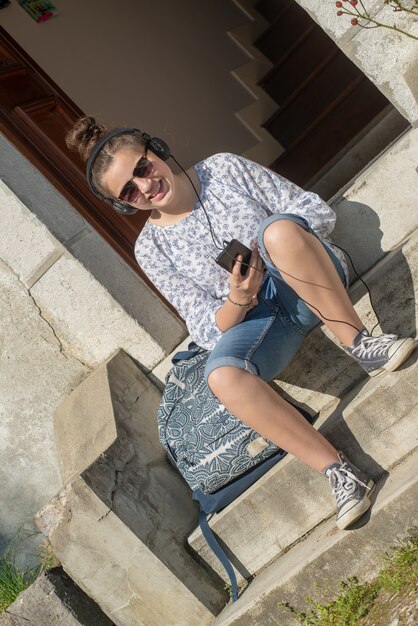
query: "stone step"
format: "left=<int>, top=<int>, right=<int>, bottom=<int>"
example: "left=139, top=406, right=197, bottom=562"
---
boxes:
left=187, top=231, right=418, bottom=584
left=212, top=445, right=418, bottom=625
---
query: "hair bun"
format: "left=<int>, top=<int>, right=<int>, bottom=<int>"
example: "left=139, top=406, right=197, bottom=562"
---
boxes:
left=66, top=116, right=109, bottom=162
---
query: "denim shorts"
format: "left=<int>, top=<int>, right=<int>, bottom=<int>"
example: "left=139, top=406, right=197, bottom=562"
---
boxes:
left=205, top=214, right=347, bottom=383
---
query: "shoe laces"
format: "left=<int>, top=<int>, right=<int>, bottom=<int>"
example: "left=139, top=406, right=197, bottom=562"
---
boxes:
left=328, top=462, right=370, bottom=507
left=351, top=334, right=397, bottom=360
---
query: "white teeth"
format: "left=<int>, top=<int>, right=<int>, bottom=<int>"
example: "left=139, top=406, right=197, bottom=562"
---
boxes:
left=151, top=181, right=161, bottom=199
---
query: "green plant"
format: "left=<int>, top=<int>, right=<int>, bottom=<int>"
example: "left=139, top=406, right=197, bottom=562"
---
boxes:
left=0, top=523, right=59, bottom=613
left=280, top=577, right=379, bottom=626
left=278, top=528, right=418, bottom=626
left=377, top=530, right=418, bottom=592
left=224, top=583, right=233, bottom=598
left=335, top=0, right=418, bottom=41
left=0, top=549, right=37, bottom=612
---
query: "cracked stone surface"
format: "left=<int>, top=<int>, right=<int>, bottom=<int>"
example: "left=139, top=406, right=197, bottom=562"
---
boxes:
left=0, top=258, right=89, bottom=556
left=30, top=254, right=165, bottom=370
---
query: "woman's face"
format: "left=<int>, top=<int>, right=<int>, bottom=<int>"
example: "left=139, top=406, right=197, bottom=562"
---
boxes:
left=100, top=146, right=176, bottom=211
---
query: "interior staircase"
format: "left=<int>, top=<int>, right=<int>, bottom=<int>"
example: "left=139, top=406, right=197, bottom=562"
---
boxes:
left=230, top=0, right=410, bottom=200
left=186, top=222, right=418, bottom=624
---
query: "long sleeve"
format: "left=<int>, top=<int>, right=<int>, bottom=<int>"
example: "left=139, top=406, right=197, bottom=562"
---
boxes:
left=220, top=154, right=337, bottom=239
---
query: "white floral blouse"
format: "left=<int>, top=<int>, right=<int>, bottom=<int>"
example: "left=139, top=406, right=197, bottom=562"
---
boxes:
left=134, top=153, right=348, bottom=350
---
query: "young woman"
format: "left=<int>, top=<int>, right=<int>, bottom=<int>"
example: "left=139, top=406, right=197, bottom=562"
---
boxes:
left=66, top=117, right=416, bottom=530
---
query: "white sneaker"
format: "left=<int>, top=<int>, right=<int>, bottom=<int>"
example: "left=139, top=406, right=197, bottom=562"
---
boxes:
left=343, top=331, right=417, bottom=377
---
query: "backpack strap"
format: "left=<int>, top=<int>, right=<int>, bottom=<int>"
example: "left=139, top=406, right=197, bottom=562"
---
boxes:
left=198, top=510, right=239, bottom=602
left=171, top=342, right=208, bottom=364
left=192, top=409, right=315, bottom=601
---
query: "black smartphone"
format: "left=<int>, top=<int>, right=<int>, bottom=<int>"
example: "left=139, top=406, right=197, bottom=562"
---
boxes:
left=215, top=239, right=252, bottom=275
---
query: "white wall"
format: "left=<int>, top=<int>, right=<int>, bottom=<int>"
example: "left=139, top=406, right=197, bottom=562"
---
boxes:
left=0, top=0, right=255, bottom=166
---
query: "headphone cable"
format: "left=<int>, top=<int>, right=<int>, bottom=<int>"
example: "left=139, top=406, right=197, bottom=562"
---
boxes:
left=171, top=155, right=225, bottom=251
left=331, top=242, right=380, bottom=335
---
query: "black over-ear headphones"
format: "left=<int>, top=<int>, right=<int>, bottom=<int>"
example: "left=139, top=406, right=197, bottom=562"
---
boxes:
left=86, top=127, right=171, bottom=215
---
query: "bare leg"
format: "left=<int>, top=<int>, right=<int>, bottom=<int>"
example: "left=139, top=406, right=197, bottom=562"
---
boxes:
left=208, top=367, right=338, bottom=472
left=208, top=366, right=374, bottom=529
left=263, top=220, right=364, bottom=346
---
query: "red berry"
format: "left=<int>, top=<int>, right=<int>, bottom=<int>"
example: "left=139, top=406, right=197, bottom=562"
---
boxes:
left=350, top=0, right=358, bottom=4
left=351, top=17, right=359, bottom=25
left=337, top=10, right=343, bottom=15
left=336, top=1, right=342, bottom=5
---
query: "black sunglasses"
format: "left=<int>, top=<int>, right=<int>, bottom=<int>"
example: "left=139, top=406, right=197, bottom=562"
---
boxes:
left=118, top=154, right=153, bottom=203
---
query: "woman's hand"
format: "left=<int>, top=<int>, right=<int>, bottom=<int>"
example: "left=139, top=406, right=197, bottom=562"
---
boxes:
left=229, top=248, right=265, bottom=307
left=215, top=249, right=264, bottom=332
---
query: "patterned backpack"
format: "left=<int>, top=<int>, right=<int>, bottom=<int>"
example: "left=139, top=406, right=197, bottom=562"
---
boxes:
left=157, top=343, right=314, bottom=601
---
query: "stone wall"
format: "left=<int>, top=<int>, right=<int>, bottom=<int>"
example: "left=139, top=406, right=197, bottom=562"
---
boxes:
left=0, top=179, right=226, bottom=624
left=0, top=132, right=187, bottom=354
left=0, top=178, right=164, bottom=555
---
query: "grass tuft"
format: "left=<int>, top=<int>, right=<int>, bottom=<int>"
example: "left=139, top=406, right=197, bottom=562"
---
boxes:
left=0, top=554, right=37, bottom=612
left=377, top=530, right=418, bottom=593
left=0, top=524, right=59, bottom=613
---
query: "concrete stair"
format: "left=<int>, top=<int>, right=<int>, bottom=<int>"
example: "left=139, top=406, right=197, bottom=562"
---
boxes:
left=187, top=229, right=418, bottom=611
